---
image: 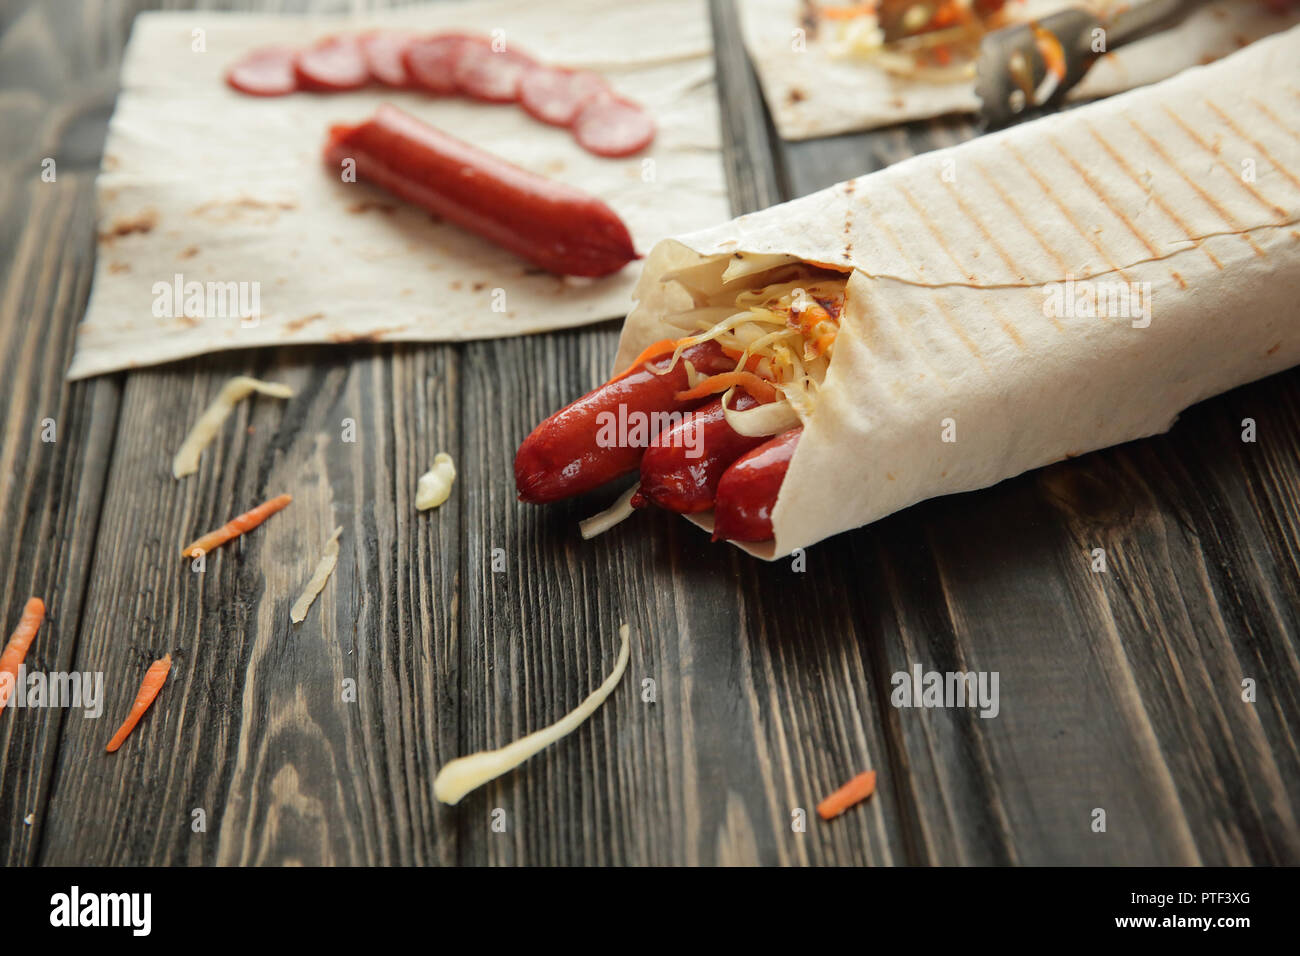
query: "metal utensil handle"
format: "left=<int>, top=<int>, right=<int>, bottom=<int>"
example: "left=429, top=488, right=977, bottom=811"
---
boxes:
left=1103, top=0, right=1214, bottom=51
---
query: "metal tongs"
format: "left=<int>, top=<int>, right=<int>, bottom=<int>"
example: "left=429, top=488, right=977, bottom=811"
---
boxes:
left=975, top=0, right=1213, bottom=128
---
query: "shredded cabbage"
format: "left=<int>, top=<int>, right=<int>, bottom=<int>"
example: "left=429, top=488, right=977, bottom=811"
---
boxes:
left=660, top=274, right=849, bottom=425
left=579, top=485, right=639, bottom=539
left=823, top=0, right=998, bottom=81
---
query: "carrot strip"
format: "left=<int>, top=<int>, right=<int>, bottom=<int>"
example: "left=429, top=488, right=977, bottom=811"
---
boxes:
left=817, top=770, right=877, bottom=820
left=0, top=597, right=45, bottom=713
left=931, top=0, right=973, bottom=28
left=819, top=3, right=877, bottom=19
left=791, top=300, right=834, bottom=337
left=1034, top=26, right=1066, bottom=82
left=674, top=371, right=779, bottom=405
left=813, top=331, right=838, bottom=356
left=615, top=338, right=679, bottom=380
left=105, top=653, right=171, bottom=753
left=720, top=346, right=764, bottom=373
left=180, top=493, right=292, bottom=558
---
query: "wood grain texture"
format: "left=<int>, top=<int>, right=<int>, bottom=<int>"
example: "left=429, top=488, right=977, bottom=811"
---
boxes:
left=0, top=0, right=130, bottom=860
left=1, top=0, right=1298, bottom=866
left=0, top=175, right=121, bottom=866
left=35, top=342, right=463, bottom=865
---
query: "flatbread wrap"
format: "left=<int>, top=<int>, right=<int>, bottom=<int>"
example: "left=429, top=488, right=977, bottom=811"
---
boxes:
left=517, top=26, right=1300, bottom=559
left=741, top=0, right=1300, bottom=138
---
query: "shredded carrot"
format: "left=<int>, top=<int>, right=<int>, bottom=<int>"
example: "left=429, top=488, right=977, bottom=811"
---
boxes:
left=181, top=493, right=292, bottom=558
left=616, top=338, right=679, bottom=379
left=819, top=2, right=877, bottom=19
left=105, top=653, right=172, bottom=753
left=933, top=43, right=953, bottom=66
left=1034, top=27, right=1066, bottom=82
left=0, top=597, right=45, bottom=713
left=674, top=371, right=779, bottom=405
left=812, top=331, right=838, bottom=356
left=930, top=0, right=975, bottom=28
left=817, top=770, right=877, bottom=820
left=720, top=346, right=764, bottom=373
left=790, top=299, right=835, bottom=337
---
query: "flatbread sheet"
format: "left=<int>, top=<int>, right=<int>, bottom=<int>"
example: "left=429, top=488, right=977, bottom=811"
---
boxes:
left=740, top=0, right=1300, bottom=139
left=70, top=0, right=728, bottom=379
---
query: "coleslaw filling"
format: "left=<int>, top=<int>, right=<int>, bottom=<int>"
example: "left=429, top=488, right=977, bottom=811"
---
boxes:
left=658, top=269, right=850, bottom=435
left=579, top=258, right=849, bottom=540
left=819, top=0, right=1013, bottom=81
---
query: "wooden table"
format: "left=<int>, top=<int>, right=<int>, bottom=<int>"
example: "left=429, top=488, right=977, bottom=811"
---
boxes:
left=2, top=0, right=1298, bottom=866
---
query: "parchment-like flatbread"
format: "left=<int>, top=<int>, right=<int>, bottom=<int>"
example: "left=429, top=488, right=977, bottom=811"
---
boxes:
left=740, top=0, right=1300, bottom=139
left=70, top=0, right=728, bottom=379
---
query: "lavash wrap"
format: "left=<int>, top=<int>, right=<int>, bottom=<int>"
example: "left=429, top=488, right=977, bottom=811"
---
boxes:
left=614, top=26, right=1300, bottom=559
left=70, top=0, right=727, bottom=380
left=741, top=0, right=1300, bottom=139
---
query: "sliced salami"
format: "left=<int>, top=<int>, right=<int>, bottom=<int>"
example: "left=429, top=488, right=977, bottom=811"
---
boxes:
left=519, top=66, right=610, bottom=127
left=573, top=96, right=656, bottom=157
left=226, top=46, right=298, bottom=97
left=453, top=41, right=537, bottom=103
left=403, top=34, right=478, bottom=95
left=295, top=36, right=370, bottom=92
left=360, top=31, right=412, bottom=88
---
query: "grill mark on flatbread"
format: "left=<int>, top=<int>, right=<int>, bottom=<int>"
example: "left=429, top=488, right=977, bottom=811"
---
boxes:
left=894, top=185, right=988, bottom=362
left=864, top=208, right=965, bottom=384
left=847, top=221, right=1300, bottom=295
left=1204, top=100, right=1300, bottom=194
left=867, top=207, right=926, bottom=283
left=1047, top=134, right=1176, bottom=285
left=1160, top=106, right=1289, bottom=221
left=897, top=184, right=978, bottom=283
left=1085, top=120, right=1223, bottom=272
left=931, top=297, right=992, bottom=369
left=1246, top=97, right=1300, bottom=145
left=932, top=180, right=1029, bottom=348
left=1127, top=114, right=1267, bottom=259
left=1047, top=136, right=1158, bottom=257
left=282, top=312, right=325, bottom=334
left=969, top=160, right=1069, bottom=328
left=940, top=180, right=1026, bottom=281
left=1004, top=142, right=1132, bottom=284
left=996, top=310, right=1025, bottom=348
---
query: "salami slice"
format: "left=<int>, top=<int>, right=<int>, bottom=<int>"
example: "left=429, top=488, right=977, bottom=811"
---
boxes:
left=573, top=96, right=656, bottom=157
left=403, top=34, right=478, bottom=95
left=453, top=41, right=537, bottom=103
left=295, top=36, right=370, bottom=92
left=360, top=31, right=412, bottom=88
left=519, top=66, right=610, bottom=127
left=226, top=46, right=298, bottom=97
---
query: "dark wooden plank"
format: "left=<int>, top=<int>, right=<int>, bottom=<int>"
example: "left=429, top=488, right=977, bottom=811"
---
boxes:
left=448, top=0, right=910, bottom=866
left=711, top=0, right=787, bottom=213
left=0, top=0, right=128, bottom=864
left=36, top=342, right=462, bottom=865
left=0, top=175, right=121, bottom=866
left=781, top=115, right=977, bottom=199
left=25, top=0, right=461, bottom=865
